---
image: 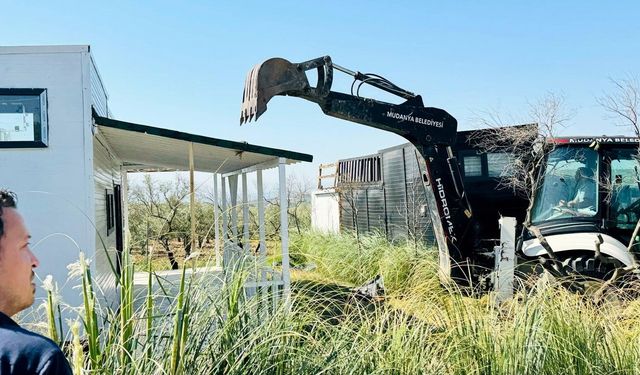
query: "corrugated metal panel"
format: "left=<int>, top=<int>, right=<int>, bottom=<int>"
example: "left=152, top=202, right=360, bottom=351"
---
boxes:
left=383, top=148, right=407, bottom=242
left=354, top=190, right=369, bottom=233
left=339, top=188, right=386, bottom=235
left=334, top=144, right=434, bottom=245
left=366, top=188, right=386, bottom=234
left=403, top=146, right=433, bottom=244
left=340, top=192, right=355, bottom=232
left=90, top=57, right=109, bottom=117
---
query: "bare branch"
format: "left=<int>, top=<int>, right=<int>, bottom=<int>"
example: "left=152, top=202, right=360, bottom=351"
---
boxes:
left=598, top=76, right=640, bottom=135
left=469, top=92, right=572, bottom=229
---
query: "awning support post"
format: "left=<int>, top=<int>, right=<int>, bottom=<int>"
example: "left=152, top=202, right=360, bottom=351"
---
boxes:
left=228, top=175, right=239, bottom=243
left=189, top=142, right=196, bottom=255
left=221, top=176, right=228, bottom=250
left=257, top=168, right=266, bottom=279
left=121, top=170, right=130, bottom=252
left=213, top=173, right=221, bottom=267
left=278, top=158, right=290, bottom=303
left=242, top=172, right=250, bottom=250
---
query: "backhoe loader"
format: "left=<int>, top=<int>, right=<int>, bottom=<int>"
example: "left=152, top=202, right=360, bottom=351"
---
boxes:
left=240, top=55, right=640, bottom=287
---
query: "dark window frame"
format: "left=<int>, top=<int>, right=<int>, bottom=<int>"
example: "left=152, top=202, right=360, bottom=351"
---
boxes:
left=106, top=188, right=115, bottom=236
left=0, top=88, right=48, bottom=148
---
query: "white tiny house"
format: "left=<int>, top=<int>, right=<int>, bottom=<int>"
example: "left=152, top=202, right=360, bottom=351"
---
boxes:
left=0, top=45, right=312, bottom=322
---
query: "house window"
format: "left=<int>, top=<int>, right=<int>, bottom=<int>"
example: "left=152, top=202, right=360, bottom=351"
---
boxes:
left=487, top=152, right=513, bottom=177
left=463, top=155, right=482, bottom=177
left=0, top=89, right=48, bottom=148
left=106, top=189, right=115, bottom=235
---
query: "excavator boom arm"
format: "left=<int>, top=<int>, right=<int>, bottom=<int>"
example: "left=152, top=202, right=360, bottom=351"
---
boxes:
left=316, top=91, right=457, bottom=146
left=240, top=55, right=476, bottom=283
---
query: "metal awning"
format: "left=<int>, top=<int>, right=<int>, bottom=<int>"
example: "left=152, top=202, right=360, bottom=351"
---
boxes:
left=92, top=111, right=313, bottom=174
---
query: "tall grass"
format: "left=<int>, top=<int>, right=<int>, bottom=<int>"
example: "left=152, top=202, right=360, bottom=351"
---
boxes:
left=38, top=230, right=640, bottom=374
left=289, top=231, right=440, bottom=294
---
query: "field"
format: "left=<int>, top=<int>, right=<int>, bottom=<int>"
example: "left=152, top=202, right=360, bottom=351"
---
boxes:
left=33, top=231, right=640, bottom=374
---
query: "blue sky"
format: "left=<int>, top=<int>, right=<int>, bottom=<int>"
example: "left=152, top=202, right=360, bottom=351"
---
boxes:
left=2, top=1, right=639, bottom=185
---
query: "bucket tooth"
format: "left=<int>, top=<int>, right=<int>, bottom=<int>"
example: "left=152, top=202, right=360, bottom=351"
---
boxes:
left=240, top=63, right=262, bottom=124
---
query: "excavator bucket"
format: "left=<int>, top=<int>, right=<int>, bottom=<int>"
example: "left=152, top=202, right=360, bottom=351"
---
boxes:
left=240, top=57, right=310, bottom=124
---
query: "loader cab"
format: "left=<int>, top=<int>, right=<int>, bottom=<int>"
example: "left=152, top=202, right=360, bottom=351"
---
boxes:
left=530, top=144, right=600, bottom=225
left=522, top=137, right=640, bottom=267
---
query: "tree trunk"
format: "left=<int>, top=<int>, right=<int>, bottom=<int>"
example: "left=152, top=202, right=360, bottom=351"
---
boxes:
left=167, top=251, right=179, bottom=270
left=294, top=209, right=302, bottom=234
left=183, top=235, right=192, bottom=258
left=162, top=237, right=179, bottom=270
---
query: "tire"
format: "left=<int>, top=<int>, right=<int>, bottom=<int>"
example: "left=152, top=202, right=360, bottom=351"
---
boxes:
left=558, top=254, right=621, bottom=280
left=549, top=254, right=640, bottom=298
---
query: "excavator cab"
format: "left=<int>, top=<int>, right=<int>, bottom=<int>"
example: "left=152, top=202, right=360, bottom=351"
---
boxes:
left=522, top=137, right=640, bottom=277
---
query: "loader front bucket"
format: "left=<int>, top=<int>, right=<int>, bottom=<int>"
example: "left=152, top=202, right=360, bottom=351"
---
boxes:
left=240, top=57, right=310, bottom=124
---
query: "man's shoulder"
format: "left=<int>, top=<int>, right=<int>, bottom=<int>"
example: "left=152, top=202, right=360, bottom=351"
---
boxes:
left=0, top=322, right=60, bottom=352
left=0, top=324, right=72, bottom=375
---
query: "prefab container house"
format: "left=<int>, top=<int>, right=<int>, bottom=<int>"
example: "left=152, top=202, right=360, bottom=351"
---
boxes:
left=0, top=45, right=312, bottom=322
left=312, top=130, right=528, bottom=246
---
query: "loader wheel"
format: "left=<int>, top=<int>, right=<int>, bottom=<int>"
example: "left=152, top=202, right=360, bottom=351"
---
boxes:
left=541, top=254, right=640, bottom=298
left=558, top=255, right=621, bottom=281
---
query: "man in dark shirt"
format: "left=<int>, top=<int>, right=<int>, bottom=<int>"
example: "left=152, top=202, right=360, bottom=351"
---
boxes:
left=0, top=190, right=73, bottom=374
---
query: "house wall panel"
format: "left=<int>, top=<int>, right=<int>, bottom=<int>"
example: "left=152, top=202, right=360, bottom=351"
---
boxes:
left=0, top=48, right=94, bottom=316
left=93, top=134, right=120, bottom=307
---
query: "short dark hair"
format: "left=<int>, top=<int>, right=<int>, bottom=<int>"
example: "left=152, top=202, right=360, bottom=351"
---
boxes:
left=0, top=190, right=17, bottom=239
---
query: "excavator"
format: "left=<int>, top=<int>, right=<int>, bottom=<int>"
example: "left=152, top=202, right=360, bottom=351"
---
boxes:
left=240, top=55, right=640, bottom=288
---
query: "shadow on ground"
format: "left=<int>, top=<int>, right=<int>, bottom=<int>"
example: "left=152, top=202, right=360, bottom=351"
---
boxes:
left=291, top=279, right=387, bottom=325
